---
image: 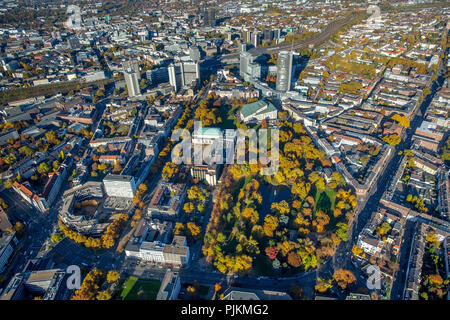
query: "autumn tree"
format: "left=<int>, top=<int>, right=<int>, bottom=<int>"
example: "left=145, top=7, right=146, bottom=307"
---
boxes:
left=391, top=114, right=410, bottom=128
left=106, top=270, right=120, bottom=283
left=382, top=134, right=401, bottom=146
left=287, top=251, right=302, bottom=268
left=72, top=268, right=105, bottom=300
left=352, top=245, right=364, bottom=256
left=14, top=222, right=25, bottom=237
left=96, top=290, right=112, bottom=300
left=265, top=246, right=278, bottom=260
left=184, top=202, right=195, bottom=214
left=162, top=161, right=179, bottom=179
left=315, top=277, right=333, bottom=293
left=333, top=269, right=356, bottom=290
left=263, top=215, right=278, bottom=237
left=187, top=222, right=201, bottom=240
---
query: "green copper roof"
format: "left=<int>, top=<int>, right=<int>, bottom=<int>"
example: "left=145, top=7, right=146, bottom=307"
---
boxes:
left=196, top=127, right=223, bottom=137
left=240, top=100, right=276, bottom=118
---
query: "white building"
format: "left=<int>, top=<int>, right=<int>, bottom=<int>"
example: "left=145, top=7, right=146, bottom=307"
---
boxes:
left=103, top=174, right=136, bottom=198
left=139, top=241, right=165, bottom=262
left=124, top=69, right=141, bottom=97
left=357, top=234, right=382, bottom=255
left=276, top=51, right=293, bottom=92
left=168, top=61, right=200, bottom=92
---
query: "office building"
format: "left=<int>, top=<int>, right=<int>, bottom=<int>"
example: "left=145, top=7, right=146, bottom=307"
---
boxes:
left=202, top=7, right=216, bottom=27
left=123, top=59, right=139, bottom=73
left=146, top=67, right=169, bottom=85
left=168, top=63, right=183, bottom=92
left=0, top=269, right=69, bottom=300
left=252, top=31, right=262, bottom=47
left=241, top=29, right=253, bottom=44
left=103, top=174, right=136, bottom=198
left=169, top=61, right=200, bottom=92
left=246, top=63, right=261, bottom=81
left=276, top=51, right=293, bottom=92
left=221, top=287, right=292, bottom=300
left=124, top=68, right=141, bottom=97
left=190, top=164, right=222, bottom=186
left=239, top=51, right=254, bottom=78
left=239, top=42, right=248, bottom=53
left=183, top=61, right=200, bottom=88
left=263, top=29, right=273, bottom=41
left=157, top=270, right=181, bottom=300
left=0, top=232, right=16, bottom=272
left=273, top=28, right=281, bottom=40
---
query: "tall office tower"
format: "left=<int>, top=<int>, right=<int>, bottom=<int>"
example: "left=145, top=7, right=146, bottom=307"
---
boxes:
left=241, top=29, right=253, bottom=44
left=263, top=29, right=273, bottom=42
left=239, top=51, right=254, bottom=78
left=276, top=51, right=293, bottom=92
left=124, top=68, right=141, bottom=97
left=169, top=63, right=183, bottom=92
left=202, top=7, right=216, bottom=27
left=123, top=59, right=139, bottom=73
left=252, top=31, right=262, bottom=48
left=169, top=61, right=200, bottom=92
left=273, top=28, right=281, bottom=40
left=246, top=63, right=261, bottom=81
left=182, top=61, right=200, bottom=87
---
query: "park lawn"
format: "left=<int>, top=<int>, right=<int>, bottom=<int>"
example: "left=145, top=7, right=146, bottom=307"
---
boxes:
left=120, top=276, right=161, bottom=300
left=314, top=187, right=337, bottom=214
left=230, top=173, right=256, bottom=201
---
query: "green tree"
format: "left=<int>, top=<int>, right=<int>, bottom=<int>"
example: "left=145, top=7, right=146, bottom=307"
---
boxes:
left=37, top=162, right=51, bottom=174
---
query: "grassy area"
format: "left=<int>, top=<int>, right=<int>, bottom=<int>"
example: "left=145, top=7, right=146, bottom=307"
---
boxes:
left=120, top=276, right=161, bottom=300
left=324, top=54, right=377, bottom=77
left=314, top=187, right=337, bottom=214
left=314, top=187, right=340, bottom=230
